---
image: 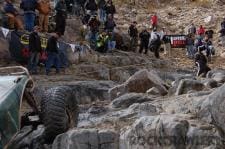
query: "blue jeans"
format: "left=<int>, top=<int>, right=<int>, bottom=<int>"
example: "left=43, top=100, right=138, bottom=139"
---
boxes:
left=45, top=52, right=60, bottom=74
left=99, top=9, right=106, bottom=22
left=24, top=13, right=35, bottom=32
left=89, top=31, right=98, bottom=49
left=186, top=45, right=195, bottom=58
left=28, top=52, right=39, bottom=73
left=108, top=40, right=116, bottom=52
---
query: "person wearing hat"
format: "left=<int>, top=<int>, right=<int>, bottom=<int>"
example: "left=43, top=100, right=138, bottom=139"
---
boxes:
left=128, top=21, right=138, bottom=52
left=28, top=26, right=42, bottom=74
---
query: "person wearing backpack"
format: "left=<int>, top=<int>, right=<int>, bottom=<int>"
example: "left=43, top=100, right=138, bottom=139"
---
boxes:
left=149, top=28, right=161, bottom=58
left=20, top=0, right=37, bottom=31
left=55, top=0, right=67, bottom=35
left=85, top=0, right=98, bottom=15
left=37, top=0, right=51, bottom=32
left=28, top=26, right=41, bottom=74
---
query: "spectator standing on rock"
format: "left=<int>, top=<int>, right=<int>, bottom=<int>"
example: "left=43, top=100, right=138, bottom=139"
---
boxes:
left=221, top=18, right=225, bottom=29
left=37, top=0, right=51, bottom=32
left=85, top=0, right=98, bottom=15
left=186, top=34, right=195, bottom=59
left=97, top=0, right=106, bottom=23
left=28, top=26, right=41, bottom=74
left=45, top=32, right=61, bottom=75
left=105, top=0, right=116, bottom=17
left=151, top=13, right=158, bottom=29
left=139, top=27, right=150, bottom=54
left=220, top=27, right=225, bottom=47
left=128, top=21, right=138, bottom=52
left=20, top=0, right=37, bottom=32
left=160, top=27, right=171, bottom=56
left=88, top=15, right=101, bottom=48
left=197, top=25, right=205, bottom=39
left=104, top=14, right=116, bottom=51
left=55, top=0, right=67, bottom=35
left=3, top=0, right=23, bottom=30
left=65, top=0, right=74, bottom=14
left=205, top=29, right=214, bottom=40
left=149, top=28, right=161, bottom=58
left=188, top=23, right=196, bottom=35
left=195, top=46, right=211, bottom=77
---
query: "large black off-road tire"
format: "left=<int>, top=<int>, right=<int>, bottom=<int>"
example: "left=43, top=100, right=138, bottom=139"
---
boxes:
left=41, top=86, right=79, bottom=142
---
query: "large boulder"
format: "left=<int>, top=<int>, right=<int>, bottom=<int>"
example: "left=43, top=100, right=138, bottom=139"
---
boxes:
left=110, top=93, right=154, bottom=109
left=109, top=69, right=168, bottom=100
left=120, top=114, right=224, bottom=149
left=199, top=84, right=225, bottom=134
left=175, top=79, right=205, bottom=96
left=52, top=129, right=119, bottom=149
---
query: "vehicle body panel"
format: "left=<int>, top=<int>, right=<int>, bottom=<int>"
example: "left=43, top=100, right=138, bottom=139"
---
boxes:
left=0, top=72, right=31, bottom=148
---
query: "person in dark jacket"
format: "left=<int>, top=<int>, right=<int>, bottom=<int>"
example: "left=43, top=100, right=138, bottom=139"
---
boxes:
left=221, top=18, right=225, bottom=29
left=205, top=30, right=214, bottom=39
left=85, top=0, right=98, bottom=15
left=28, top=26, right=41, bottom=74
left=45, top=32, right=61, bottom=75
left=195, top=46, right=211, bottom=77
left=128, top=21, right=138, bottom=51
left=88, top=15, right=100, bottom=48
left=4, top=0, right=23, bottom=29
left=104, top=14, right=116, bottom=32
left=55, top=0, right=67, bottom=35
left=139, top=28, right=150, bottom=54
left=98, top=0, right=106, bottom=22
left=186, top=33, right=195, bottom=59
left=105, top=0, right=116, bottom=17
left=20, top=0, right=37, bottom=31
left=65, top=0, right=74, bottom=14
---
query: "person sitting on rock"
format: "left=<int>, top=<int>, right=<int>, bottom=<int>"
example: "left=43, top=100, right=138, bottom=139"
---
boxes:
left=194, top=46, right=211, bottom=77
left=3, top=0, right=23, bottom=30
left=128, top=21, right=138, bottom=52
left=139, top=27, right=150, bottom=54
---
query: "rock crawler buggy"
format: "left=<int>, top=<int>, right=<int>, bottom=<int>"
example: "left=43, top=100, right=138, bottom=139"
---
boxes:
left=0, top=66, right=79, bottom=149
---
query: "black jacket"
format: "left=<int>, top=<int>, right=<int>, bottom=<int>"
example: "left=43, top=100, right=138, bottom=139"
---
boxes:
left=46, top=36, right=58, bottom=53
left=85, top=0, right=98, bottom=11
left=105, top=4, right=116, bottom=15
left=98, top=0, right=106, bottom=9
left=55, top=1, right=67, bottom=16
left=29, top=32, right=41, bottom=52
left=128, top=25, right=138, bottom=37
left=104, top=19, right=116, bottom=31
left=139, top=30, right=150, bottom=43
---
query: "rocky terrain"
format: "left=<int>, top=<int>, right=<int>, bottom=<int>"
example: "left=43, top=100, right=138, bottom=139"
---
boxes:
left=1, top=0, right=225, bottom=149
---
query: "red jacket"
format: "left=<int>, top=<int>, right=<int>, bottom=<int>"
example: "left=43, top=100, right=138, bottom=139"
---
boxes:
left=197, top=26, right=205, bottom=35
left=151, top=15, right=158, bottom=25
